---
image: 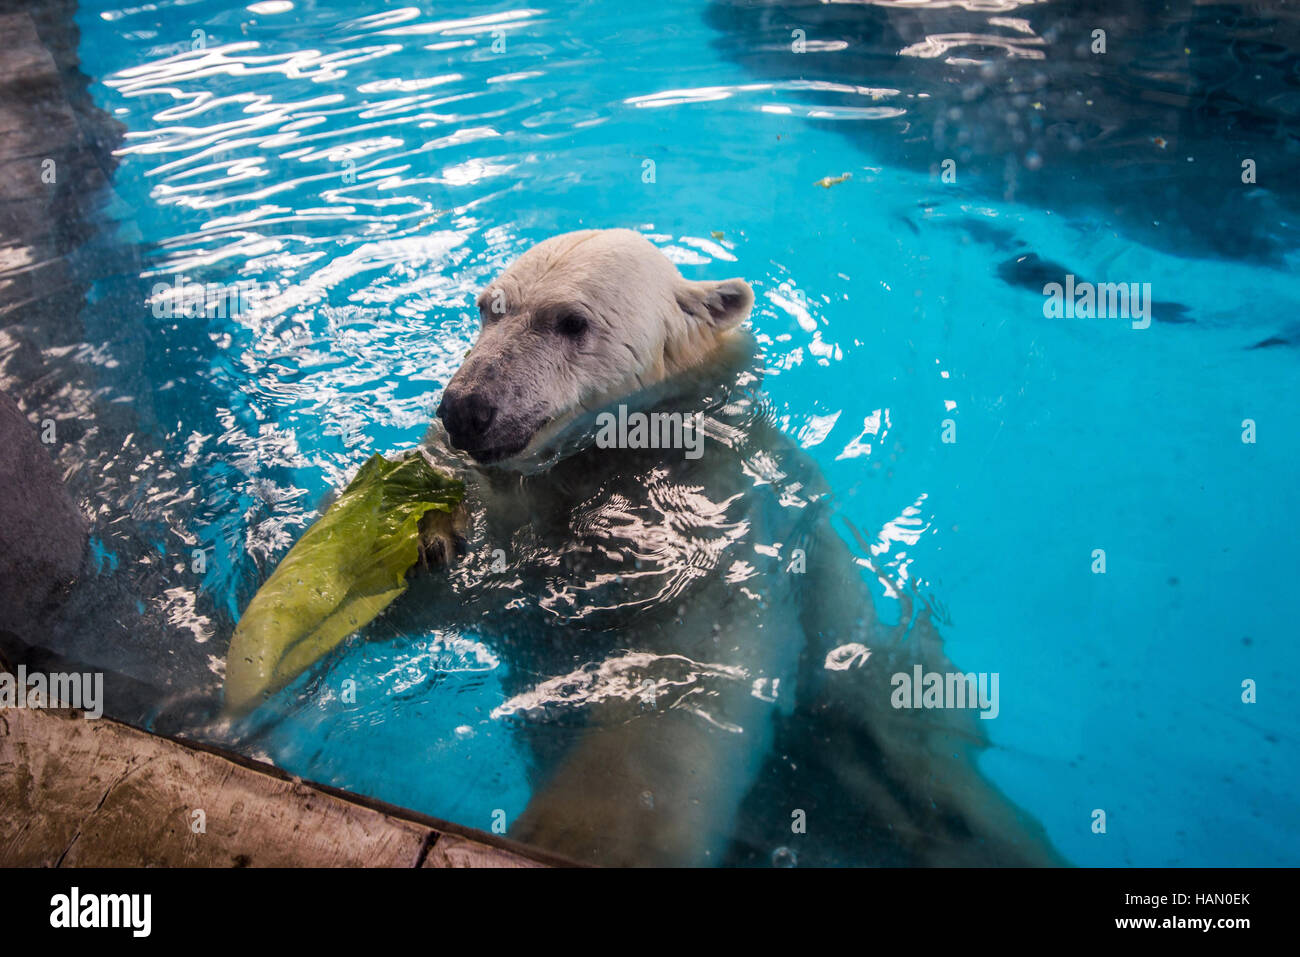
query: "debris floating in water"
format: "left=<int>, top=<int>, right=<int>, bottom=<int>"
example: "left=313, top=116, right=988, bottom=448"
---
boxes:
left=815, top=172, right=852, bottom=188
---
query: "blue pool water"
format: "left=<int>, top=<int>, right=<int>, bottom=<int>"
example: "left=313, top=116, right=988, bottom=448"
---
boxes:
left=55, top=0, right=1300, bottom=865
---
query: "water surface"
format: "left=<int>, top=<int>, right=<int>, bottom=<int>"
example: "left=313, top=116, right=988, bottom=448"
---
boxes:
left=37, top=0, right=1300, bottom=865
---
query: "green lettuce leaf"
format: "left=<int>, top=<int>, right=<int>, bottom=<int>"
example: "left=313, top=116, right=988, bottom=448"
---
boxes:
left=225, top=451, right=464, bottom=714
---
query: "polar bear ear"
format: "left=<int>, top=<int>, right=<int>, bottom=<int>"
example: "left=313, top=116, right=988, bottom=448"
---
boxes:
left=678, top=278, right=754, bottom=331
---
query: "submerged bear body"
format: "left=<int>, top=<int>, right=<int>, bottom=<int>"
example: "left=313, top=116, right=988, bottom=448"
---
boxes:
left=395, top=228, right=1061, bottom=866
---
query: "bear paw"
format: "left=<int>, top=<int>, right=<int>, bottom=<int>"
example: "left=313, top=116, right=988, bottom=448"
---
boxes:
left=417, top=497, right=468, bottom=566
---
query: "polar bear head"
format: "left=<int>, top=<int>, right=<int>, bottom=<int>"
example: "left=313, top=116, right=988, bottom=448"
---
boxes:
left=437, top=229, right=753, bottom=465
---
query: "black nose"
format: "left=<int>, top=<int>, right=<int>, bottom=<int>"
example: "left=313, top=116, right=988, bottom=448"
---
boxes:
left=438, top=389, right=497, bottom=447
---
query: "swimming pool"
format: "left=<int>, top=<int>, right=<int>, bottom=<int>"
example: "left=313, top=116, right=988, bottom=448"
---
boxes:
left=34, top=0, right=1300, bottom=865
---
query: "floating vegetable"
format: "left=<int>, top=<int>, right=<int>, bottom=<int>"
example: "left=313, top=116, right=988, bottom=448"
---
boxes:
left=224, top=450, right=464, bottom=714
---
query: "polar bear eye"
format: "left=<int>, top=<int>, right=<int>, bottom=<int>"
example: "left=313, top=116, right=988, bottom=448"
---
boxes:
left=478, top=287, right=508, bottom=324
left=556, top=312, right=588, bottom=338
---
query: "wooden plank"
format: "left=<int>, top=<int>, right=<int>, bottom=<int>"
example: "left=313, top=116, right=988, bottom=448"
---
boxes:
left=0, top=706, right=548, bottom=868
left=423, top=833, right=546, bottom=869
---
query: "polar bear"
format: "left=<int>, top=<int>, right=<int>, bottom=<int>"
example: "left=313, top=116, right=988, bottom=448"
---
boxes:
left=410, top=228, right=1061, bottom=867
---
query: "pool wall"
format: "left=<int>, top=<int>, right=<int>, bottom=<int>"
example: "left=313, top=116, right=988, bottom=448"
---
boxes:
left=0, top=2, right=116, bottom=664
